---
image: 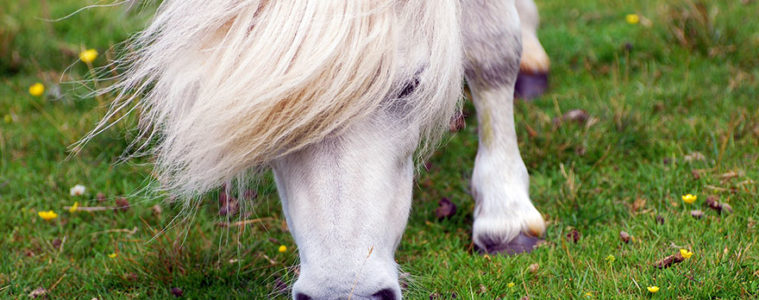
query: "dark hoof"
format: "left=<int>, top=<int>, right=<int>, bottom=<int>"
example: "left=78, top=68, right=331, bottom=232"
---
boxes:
left=514, top=72, right=548, bottom=100
left=476, top=232, right=542, bottom=255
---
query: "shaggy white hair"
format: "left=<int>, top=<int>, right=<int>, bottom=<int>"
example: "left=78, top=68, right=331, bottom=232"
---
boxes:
left=85, top=0, right=462, bottom=198
left=79, top=0, right=554, bottom=297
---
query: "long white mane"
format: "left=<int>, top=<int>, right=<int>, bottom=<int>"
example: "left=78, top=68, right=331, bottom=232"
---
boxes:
left=85, top=0, right=462, bottom=198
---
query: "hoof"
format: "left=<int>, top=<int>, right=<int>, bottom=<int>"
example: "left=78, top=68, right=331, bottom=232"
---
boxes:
left=514, top=72, right=548, bottom=100
left=476, top=232, right=542, bottom=255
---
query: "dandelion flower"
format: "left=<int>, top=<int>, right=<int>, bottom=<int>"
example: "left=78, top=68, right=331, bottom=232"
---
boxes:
left=108, top=252, right=118, bottom=258
left=647, top=286, right=660, bottom=293
left=682, top=194, right=697, bottom=204
left=38, top=210, right=58, bottom=221
left=70, top=185, right=86, bottom=196
left=680, top=249, right=693, bottom=259
left=605, top=255, right=615, bottom=263
left=278, top=245, right=287, bottom=253
left=507, top=282, right=515, bottom=288
left=79, top=49, right=98, bottom=63
left=585, top=292, right=593, bottom=298
left=68, top=201, right=79, bottom=213
left=626, top=14, right=640, bottom=24
left=29, top=83, right=45, bottom=96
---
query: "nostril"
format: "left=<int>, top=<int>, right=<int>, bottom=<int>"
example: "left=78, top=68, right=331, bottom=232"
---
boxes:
left=372, top=288, right=397, bottom=300
left=295, top=293, right=313, bottom=300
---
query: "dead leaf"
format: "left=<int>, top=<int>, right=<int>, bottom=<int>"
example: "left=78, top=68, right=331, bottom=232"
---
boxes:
left=654, top=252, right=685, bottom=269
left=631, top=198, right=646, bottom=212
left=243, top=189, right=258, bottom=200
left=63, top=206, right=112, bottom=212
left=705, top=185, right=729, bottom=192
left=575, top=146, right=586, bottom=156
left=217, top=218, right=273, bottom=228
left=218, top=192, right=239, bottom=217
left=399, top=271, right=410, bottom=289
left=115, top=197, right=130, bottom=212
left=29, top=287, right=47, bottom=298
left=566, top=229, right=580, bottom=243
left=435, top=198, right=457, bottom=219
left=585, top=117, right=600, bottom=128
left=52, top=238, right=62, bottom=250
left=273, top=277, right=288, bottom=296
left=170, top=287, right=183, bottom=297
left=553, top=109, right=590, bottom=127
left=653, top=102, right=665, bottom=112
left=719, top=171, right=741, bottom=181
left=706, top=195, right=720, bottom=210
left=525, top=123, right=538, bottom=137
left=721, top=203, right=733, bottom=214
left=479, top=284, right=487, bottom=294
left=655, top=215, right=665, bottom=225
left=684, top=152, right=705, bottom=162
left=564, top=109, right=589, bottom=123
left=151, top=204, right=163, bottom=216
left=619, top=231, right=631, bottom=244
left=705, top=195, right=733, bottom=214
left=528, top=263, right=539, bottom=274
left=449, top=112, right=466, bottom=132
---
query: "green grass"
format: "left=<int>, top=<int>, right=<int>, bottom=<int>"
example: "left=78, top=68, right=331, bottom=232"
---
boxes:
left=2, top=0, right=758, bottom=298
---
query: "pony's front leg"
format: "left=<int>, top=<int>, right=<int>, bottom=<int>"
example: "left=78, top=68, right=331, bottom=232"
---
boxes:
left=272, top=114, right=416, bottom=300
left=462, top=0, right=546, bottom=255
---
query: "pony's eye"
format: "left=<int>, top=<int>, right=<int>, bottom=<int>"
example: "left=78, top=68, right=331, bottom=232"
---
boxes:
left=398, top=78, right=420, bottom=98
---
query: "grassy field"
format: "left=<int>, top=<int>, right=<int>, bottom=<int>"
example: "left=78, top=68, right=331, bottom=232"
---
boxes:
left=2, top=0, right=758, bottom=299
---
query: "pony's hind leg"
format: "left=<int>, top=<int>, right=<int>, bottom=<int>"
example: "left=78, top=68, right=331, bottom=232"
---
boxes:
left=515, top=0, right=550, bottom=99
left=462, top=0, right=546, bottom=255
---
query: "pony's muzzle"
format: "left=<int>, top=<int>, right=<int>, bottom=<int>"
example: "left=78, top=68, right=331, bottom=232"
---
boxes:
left=291, top=261, right=401, bottom=300
left=294, top=287, right=398, bottom=300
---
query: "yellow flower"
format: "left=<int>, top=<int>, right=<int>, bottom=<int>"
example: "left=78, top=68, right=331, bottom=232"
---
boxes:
left=29, top=83, right=45, bottom=96
left=38, top=210, right=58, bottom=221
left=278, top=245, right=287, bottom=253
left=79, top=49, right=98, bottom=63
left=108, top=253, right=118, bottom=258
left=507, top=282, right=515, bottom=288
left=647, top=286, right=660, bottom=293
left=680, top=249, right=693, bottom=259
left=682, top=194, right=697, bottom=204
left=605, top=255, right=615, bottom=263
left=585, top=292, right=593, bottom=298
left=68, top=201, right=79, bottom=213
left=4, top=114, right=12, bottom=123
left=626, top=14, right=640, bottom=24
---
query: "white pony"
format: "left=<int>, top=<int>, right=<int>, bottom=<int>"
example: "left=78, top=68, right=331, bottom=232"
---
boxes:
left=92, top=0, right=551, bottom=298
